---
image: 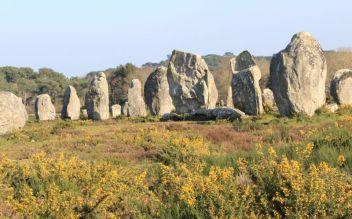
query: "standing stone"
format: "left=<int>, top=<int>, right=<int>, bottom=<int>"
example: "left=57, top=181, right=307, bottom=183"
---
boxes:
left=226, top=86, right=234, bottom=108
left=269, top=32, right=327, bottom=117
left=35, top=94, right=56, bottom=121
left=122, top=102, right=129, bottom=116
left=111, top=104, right=122, bottom=118
left=231, top=51, right=263, bottom=115
left=0, top=91, right=28, bottom=135
left=128, top=79, right=147, bottom=117
left=262, top=88, right=277, bottom=112
left=144, top=67, right=174, bottom=115
left=62, top=86, right=81, bottom=120
left=85, top=72, right=110, bottom=120
left=167, top=50, right=218, bottom=113
left=330, top=69, right=352, bottom=105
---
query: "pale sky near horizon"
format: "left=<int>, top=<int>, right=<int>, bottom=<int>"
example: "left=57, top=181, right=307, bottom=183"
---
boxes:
left=0, top=0, right=351, bottom=77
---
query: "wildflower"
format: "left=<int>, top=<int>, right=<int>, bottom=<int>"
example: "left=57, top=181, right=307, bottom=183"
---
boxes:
left=337, top=155, right=346, bottom=167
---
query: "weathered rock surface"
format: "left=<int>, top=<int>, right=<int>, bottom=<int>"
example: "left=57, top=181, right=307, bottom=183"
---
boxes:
left=161, top=108, right=246, bottom=121
left=190, top=107, right=247, bottom=120
left=81, top=109, right=88, bottom=119
left=62, top=86, right=81, bottom=120
left=111, top=104, right=122, bottom=118
left=324, top=103, right=339, bottom=113
left=231, top=51, right=263, bottom=115
left=167, top=50, right=218, bottom=113
left=128, top=79, right=147, bottom=117
left=161, top=113, right=184, bottom=121
left=330, top=69, right=352, bottom=105
left=85, top=72, right=110, bottom=120
left=35, top=94, right=56, bottom=121
left=262, top=88, right=277, bottom=112
left=0, top=91, right=28, bottom=135
left=269, top=32, right=327, bottom=116
left=144, top=66, right=174, bottom=115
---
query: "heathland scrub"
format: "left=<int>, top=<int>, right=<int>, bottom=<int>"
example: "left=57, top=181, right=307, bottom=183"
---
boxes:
left=0, top=108, right=352, bottom=217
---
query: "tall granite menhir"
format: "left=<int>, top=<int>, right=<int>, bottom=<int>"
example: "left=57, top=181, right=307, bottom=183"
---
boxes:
left=85, top=72, right=110, bottom=120
left=167, top=50, right=218, bottom=114
left=269, top=32, right=327, bottom=117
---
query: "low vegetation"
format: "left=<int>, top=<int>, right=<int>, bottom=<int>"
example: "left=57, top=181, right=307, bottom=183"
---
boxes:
left=1, top=108, right=352, bottom=217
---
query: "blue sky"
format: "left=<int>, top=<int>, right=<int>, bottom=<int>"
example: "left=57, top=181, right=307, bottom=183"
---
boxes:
left=0, top=0, right=351, bottom=77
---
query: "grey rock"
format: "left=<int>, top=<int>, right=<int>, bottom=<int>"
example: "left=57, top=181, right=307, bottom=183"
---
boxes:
left=81, top=109, right=88, bottom=119
left=262, top=88, right=277, bottom=112
left=111, top=104, right=122, bottom=118
left=35, top=94, right=56, bottom=121
left=85, top=72, right=110, bottom=120
left=231, top=51, right=263, bottom=115
left=167, top=50, right=218, bottom=113
left=330, top=69, right=352, bottom=105
left=190, top=107, right=246, bottom=120
left=324, top=103, right=339, bottom=113
left=62, top=86, right=81, bottom=120
left=144, top=66, right=174, bottom=115
left=0, top=91, right=28, bottom=135
left=128, top=79, right=147, bottom=117
left=161, top=113, right=184, bottom=121
left=269, top=32, right=327, bottom=117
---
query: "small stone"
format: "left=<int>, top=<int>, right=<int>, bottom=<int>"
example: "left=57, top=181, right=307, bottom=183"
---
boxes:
left=111, top=104, right=122, bottom=118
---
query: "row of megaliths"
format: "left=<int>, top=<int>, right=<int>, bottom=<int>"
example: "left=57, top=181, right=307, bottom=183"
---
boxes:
left=1, top=31, right=352, bottom=135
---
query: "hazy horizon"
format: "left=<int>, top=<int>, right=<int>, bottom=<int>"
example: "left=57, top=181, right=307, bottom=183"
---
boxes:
left=1, top=0, right=351, bottom=77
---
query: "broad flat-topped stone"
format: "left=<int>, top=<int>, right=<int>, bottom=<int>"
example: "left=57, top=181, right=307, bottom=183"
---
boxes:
left=167, top=50, right=218, bottom=113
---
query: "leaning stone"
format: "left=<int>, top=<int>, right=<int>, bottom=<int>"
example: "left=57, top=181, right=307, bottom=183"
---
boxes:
left=35, top=94, right=56, bottom=121
left=0, top=91, right=28, bottom=135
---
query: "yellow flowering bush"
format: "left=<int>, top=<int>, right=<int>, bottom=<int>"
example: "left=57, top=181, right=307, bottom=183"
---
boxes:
left=0, top=153, right=161, bottom=218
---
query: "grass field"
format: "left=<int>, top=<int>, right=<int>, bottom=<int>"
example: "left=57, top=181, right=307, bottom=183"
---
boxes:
left=1, top=109, right=352, bottom=218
